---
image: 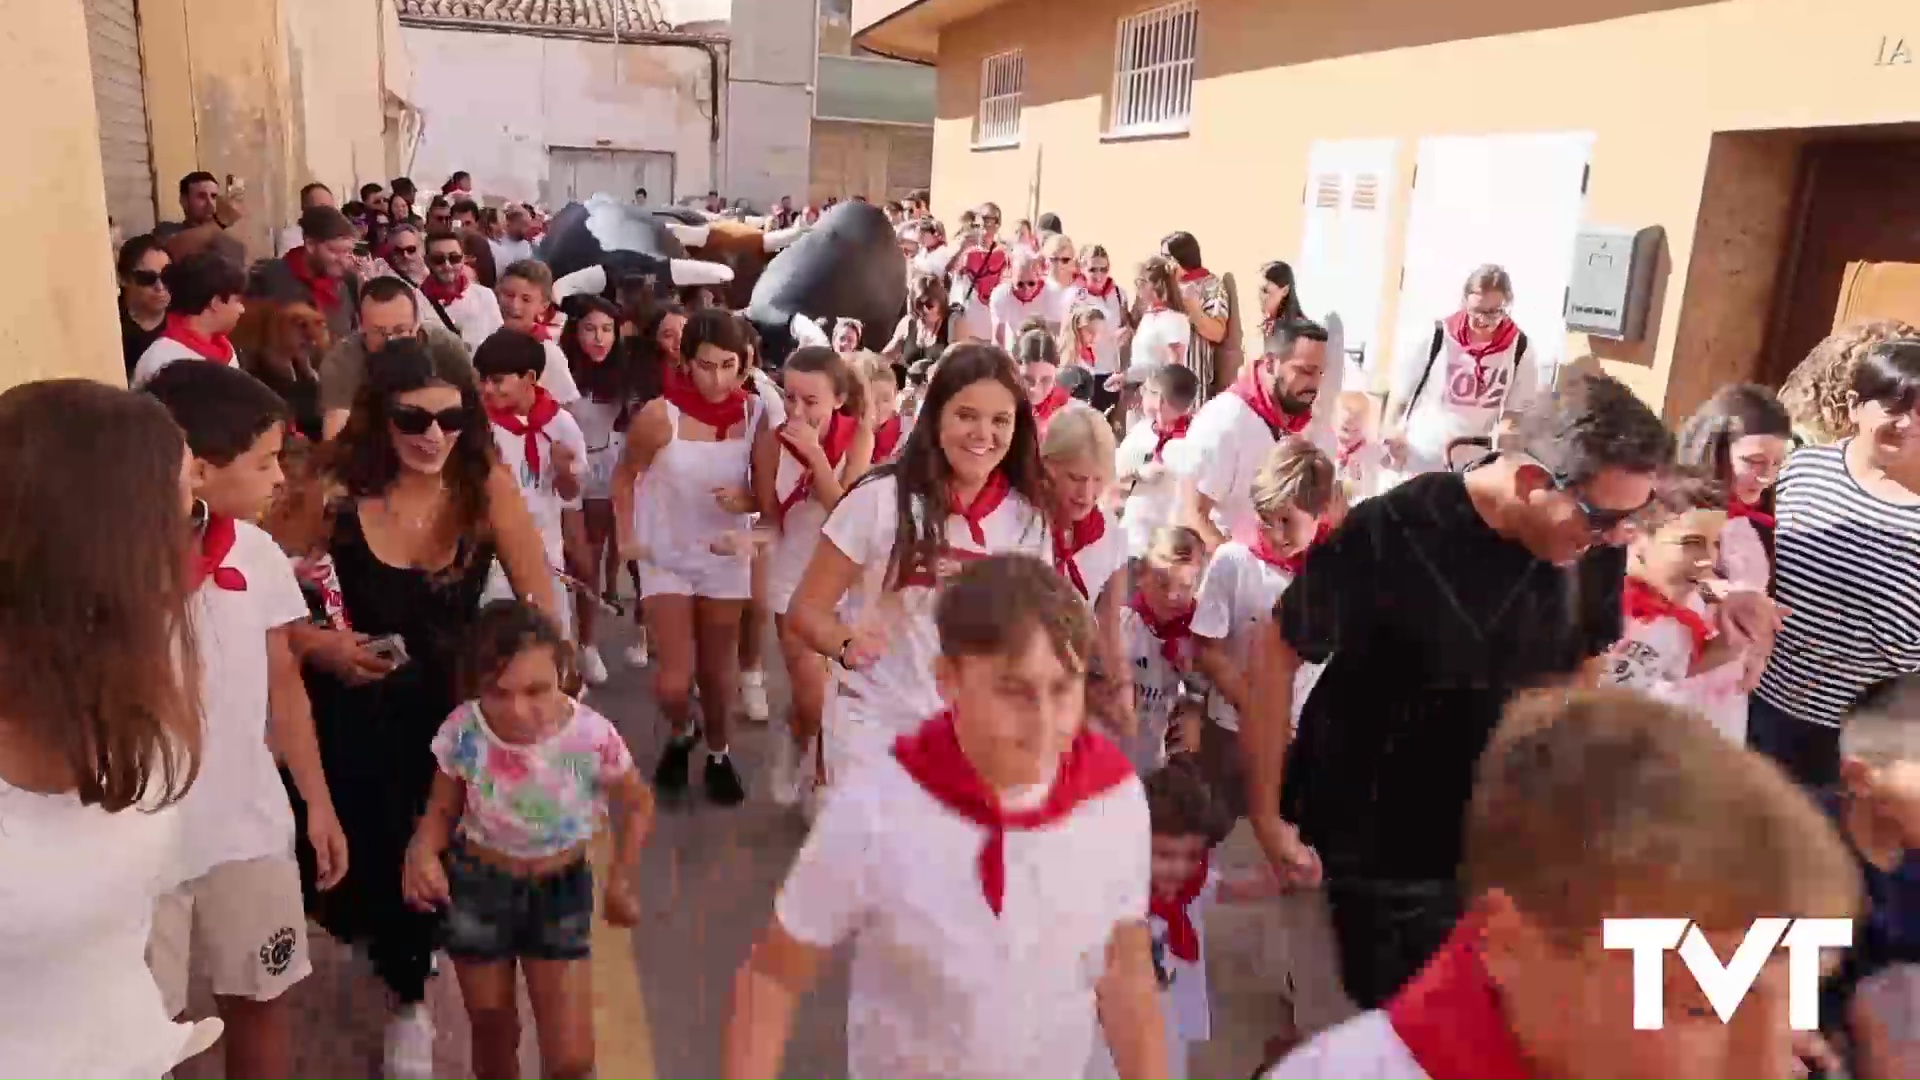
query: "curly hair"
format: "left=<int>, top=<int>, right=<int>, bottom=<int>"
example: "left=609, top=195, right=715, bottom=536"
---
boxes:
left=1778, top=319, right=1916, bottom=445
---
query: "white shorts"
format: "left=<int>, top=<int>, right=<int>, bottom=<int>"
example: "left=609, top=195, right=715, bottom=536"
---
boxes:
left=148, top=855, right=311, bottom=1015
left=638, top=555, right=752, bottom=601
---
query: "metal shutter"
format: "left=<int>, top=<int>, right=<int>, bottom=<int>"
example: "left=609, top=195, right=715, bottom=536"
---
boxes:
left=84, top=0, right=156, bottom=235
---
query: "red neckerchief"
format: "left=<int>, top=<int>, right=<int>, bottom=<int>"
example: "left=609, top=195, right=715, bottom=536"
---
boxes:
left=1179, top=266, right=1211, bottom=284
left=487, top=387, right=561, bottom=476
left=190, top=514, right=248, bottom=592
left=873, top=413, right=903, bottom=462
left=1729, top=497, right=1776, bottom=530
left=662, top=364, right=749, bottom=435
left=1081, top=274, right=1117, bottom=299
left=161, top=312, right=235, bottom=364
left=1128, top=590, right=1194, bottom=669
left=1386, top=914, right=1537, bottom=1080
left=420, top=273, right=468, bottom=307
left=1032, top=384, right=1071, bottom=427
left=1011, top=279, right=1043, bottom=304
left=1337, top=432, right=1367, bottom=468
left=948, top=471, right=1011, bottom=546
left=962, top=247, right=1007, bottom=295
left=1077, top=341, right=1098, bottom=367
left=891, top=711, right=1134, bottom=917
left=283, top=247, right=341, bottom=313
left=1444, top=311, right=1521, bottom=362
left=1261, top=315, right=1277, bottom=338
left=1252, top=521, right=1330, bottom=577
left=1230, top=372, right=1310, bottom=439
left=776, top=412, right=857, bottom=521
left=1148, top=852, right=1210, bottom=962
left=1622, top=576, right=1713, bottom=663
left=1051, top=509, right=1106, bottom=598
left=530, top=312, right=560, bottom=344
left=1150, top=415, right=1191, bottom=463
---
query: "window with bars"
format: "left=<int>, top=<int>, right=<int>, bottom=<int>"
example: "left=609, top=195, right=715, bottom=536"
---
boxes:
left=975, top=49, right=1025, bottom=147
left=1109, top=0, right=1197, bottom=136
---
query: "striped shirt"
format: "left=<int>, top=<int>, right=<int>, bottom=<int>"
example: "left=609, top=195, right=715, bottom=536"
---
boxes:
left=1755, top=442, right=1920, bottom=728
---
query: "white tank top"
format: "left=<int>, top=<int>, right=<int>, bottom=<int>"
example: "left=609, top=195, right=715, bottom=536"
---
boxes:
left=633, top=397, right=761, bottom=572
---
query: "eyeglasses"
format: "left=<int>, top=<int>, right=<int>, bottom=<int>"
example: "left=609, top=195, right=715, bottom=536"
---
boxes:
left=1051, top=256, right=1076, bottom=265
left=1465, top=306, right=1510, bottom=325
left=392, top=245, right=420, bottom=257
left=388, top=403, right=471, bottom=436
left=428, top=252, right=465, bottom=267
left=129, top=269, right=163, bottom=287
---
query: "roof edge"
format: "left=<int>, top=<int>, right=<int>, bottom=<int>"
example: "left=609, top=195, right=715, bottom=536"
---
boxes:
left=397, top=14, right=728, bottom=45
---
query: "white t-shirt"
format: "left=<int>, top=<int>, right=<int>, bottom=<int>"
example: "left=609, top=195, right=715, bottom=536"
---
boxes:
left=1116, top=422, right=1186, bottom=558
left=820, top=474, right=1049, bottom=735
left=988, top=282, right=1049, bottom=347
left=1266, top=1010, right=1429, bottom=1079
left=131, top=337, right=238, bottom=388
left=1131, top=309, right=1193, bottom=374
left=569, top=394, right=628, bottom=502
left=1091, top=872, right=1218, bottom=1079
left=776, top=752, right=1151, bottom=1080
left=539, top=341, right=581, bottom=406
left=438, top=283, right=505, bottom=353
left=489, top=236, right=536, bottom=269
left=1040, top=278, right=1085, bottom=333
left=1118, top=603, right=1192, bottom=774
left=1192, top=541, right=1310, bottom=732
left=1601, top=594, right=1748, bottom=744
left=1170, top=389, right=1342, bottom=546
left=1059, top=509, right=1129, bottom=606
left=178, top=520, right=312, bottom=881
left=1387, top=326, right=1542, bottom=480
left=491, top=410, right=588, bottom=565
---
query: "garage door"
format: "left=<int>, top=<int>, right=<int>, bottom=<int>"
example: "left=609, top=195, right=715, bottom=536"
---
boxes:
left=84, top=0, right=157, bottom=235
left=548, top=148, right=676, bottom=207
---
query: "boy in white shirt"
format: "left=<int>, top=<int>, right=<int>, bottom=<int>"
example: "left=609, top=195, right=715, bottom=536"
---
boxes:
left=1116, top=365, right=1203, bottom=558
left=1118, top=525, right=1208, bottom=774
left=495, top=259, right=582, bottom=406
left=142, top=362, right=347, bottom=1079
left=475, top=330, right=588, bottom=641
left=723, top=554, right=1166, bottom=1079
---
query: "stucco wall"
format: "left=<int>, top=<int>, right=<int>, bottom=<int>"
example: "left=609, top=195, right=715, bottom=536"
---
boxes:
left=287, top=0, right=390, bottom=196
left=925, top=0, right=1920, bottom=410
left=403, top=27, right=716, bottom=208
left=722, top=0, right=815, bottom=206
left=2, top=0, right=121, bottom=385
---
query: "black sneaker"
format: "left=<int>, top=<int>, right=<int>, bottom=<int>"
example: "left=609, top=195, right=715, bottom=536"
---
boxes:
left=704, top=753, right=746, bottom=806
left=654, top=734, right=696, bottom=794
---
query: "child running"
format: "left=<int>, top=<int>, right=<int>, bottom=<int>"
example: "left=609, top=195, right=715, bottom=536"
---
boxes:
left=403, top=600, right=651, bottom=1080
left=724, top=555, right=1166, bottom=1079
left=753, top=346, right=875, bottom=807
left=1119, top=525, right=1208, bottom=774
left=494, top=259, right=581, bottom=405
left=1116, top=365, right=1203, bottom=558
left=560, top=294, right=634, bottom=684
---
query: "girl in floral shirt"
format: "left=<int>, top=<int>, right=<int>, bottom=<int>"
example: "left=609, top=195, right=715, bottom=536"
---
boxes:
left=403, top=600, right=653, bottom=1080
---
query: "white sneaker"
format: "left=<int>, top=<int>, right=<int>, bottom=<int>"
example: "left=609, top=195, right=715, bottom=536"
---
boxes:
left=740, top=669, right=770, bottom=724
left=581, top=645, right=609, bottom=686
left=769, top=733, right=801, bottom=807
left=625, top=633, right=650, bottom=668
left=383, top=1005, right=435, bottom=1080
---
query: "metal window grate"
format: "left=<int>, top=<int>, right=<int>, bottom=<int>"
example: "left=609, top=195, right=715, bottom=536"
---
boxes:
left=976, top=49, right=1025, bottom=146
left=1110, top=0, right=1197, bottom=136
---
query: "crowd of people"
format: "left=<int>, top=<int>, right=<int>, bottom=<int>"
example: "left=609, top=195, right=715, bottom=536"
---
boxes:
left=2, top=163, right=1916, bottom=1080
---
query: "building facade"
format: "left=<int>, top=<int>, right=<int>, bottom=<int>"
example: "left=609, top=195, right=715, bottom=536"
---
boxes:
left=856, top=0, right=1920, bottom=417
left=812, top=0, right=933, bottom=204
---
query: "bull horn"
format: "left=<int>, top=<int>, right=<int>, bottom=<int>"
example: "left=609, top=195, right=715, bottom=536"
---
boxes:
left=664, top=222, right=712, bottom=248
left=668, top=259, right=734, bottom=287
left=552, top=265, right=609, bottom=301
left=762, top=224, right=806, bottom=253
left=789, top=313, right=831, bottom=348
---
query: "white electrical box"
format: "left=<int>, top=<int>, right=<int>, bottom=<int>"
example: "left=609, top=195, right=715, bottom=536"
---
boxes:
left=1565, top=225, right=1662, bottom=340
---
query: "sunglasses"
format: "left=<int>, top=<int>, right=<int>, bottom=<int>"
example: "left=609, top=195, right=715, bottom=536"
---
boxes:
left=428, top=252, right=465, bottom=267
left=1521, top=454, right=1648, bottom=538
left=392, top=245, right=420, bottom=257
left=129, top=269, right=163, bottom=287
left=389, top=403, right=471, bottom=436
left=1051, top=256, right=1075, bottom=265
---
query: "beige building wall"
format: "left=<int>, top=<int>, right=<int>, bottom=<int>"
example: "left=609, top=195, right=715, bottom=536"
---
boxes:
left=2, top=0, right=122, bottom=385
left=917, top=0, right=1920, bottom=413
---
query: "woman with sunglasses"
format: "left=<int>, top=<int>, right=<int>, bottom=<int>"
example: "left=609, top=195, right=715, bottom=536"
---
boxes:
left=118, top=234, right=171, bottom=381
left=1380, top=264, right=1544, bottom=486
left=883, top=272, right=952, bottom=370
left=303, top=338, right=556, bottom=1071
left=988, top=248, right=1051, bottom=351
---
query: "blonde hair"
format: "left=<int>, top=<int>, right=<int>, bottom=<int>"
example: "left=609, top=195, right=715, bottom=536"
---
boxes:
left=499, top=258, right=554, bottom=296
left=1469, top=689, right=1858, bottom=942
left=1040, top=402, right=1117, bottom=474
left=1042, top=232, right=1075, bottom=262
left=1135, top=255, right=1181, bottom=307
left=1144, top=524, right=1206, bottom=569
left=1250, top=436, right=1335, bottom=519
left=1058, top=302, right=1107, bottom=359
left=1779, top=319, right=1917, bottom=445
left=852, top=349, right=897, bottom=392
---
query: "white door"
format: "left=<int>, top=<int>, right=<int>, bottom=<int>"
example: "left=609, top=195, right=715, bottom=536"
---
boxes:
left=1392, top=132, right=1595, bottom=381
left=547, top=148, right=677, bottom=206
left=84, top=0, right=156, bottom=234
left=1296, top=138, right=1398, bottom=376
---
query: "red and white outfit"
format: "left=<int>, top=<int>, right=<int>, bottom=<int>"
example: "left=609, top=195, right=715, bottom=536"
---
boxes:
left=1129, top=307, right=1193, bottom=375
left=484, top=390, right=588, bottom=638
left=988, top=279, right=1049, bottom=348
left=1192, top=538, right=1323, bottom=734
left=1115, top=415, right=1191, bottom=557
left=633, top=371, right=764, bottom=600
left=148, top=517, right=315, bottom=1019
left=1385, top=313, right=1542, bottom=484
left=1601, top=578, right=1747, bottom=744
left=1118, top=594, right=1195, bottom=775
left=1720, top=500, right=1773, bottom=591
left=774, top=713, right=1149, bottom=1079
left=1076, top=277, right=1128, bottom=375
left=1336, top=431, right=1386, bottom=505
left=767, top=412, right=860, bottom=616
left=1030, top=385, right=1072, bottom=439
left=871, top=413, right=906, bottom=465
left=420, top=273, right=504, bottom=353
left=131, top=313, right=238, bottom=387
left=817, top=473, right=1049, bottom=783
left=1053, top=507, right=1127, bottom=607
left=950, top=246, right=1009, bottom=343
left=1171, top=371, right=1336, bottom=546
left=1091, top=862, right=1218, bottom=1079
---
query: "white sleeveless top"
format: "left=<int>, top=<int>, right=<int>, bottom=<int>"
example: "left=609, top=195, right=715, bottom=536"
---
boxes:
left=632, top=397, right=762, bottom=575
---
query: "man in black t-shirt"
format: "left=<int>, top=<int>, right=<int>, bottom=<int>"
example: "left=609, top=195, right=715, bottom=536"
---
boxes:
left=1243, top=372, right=1674, bottom=1010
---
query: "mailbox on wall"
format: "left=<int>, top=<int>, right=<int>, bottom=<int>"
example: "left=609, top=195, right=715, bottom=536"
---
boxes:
left=1565, top=225, right=1663, bottom=341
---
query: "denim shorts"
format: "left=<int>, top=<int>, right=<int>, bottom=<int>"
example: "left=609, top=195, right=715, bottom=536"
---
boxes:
left=442, top=840, right=594, bottom=962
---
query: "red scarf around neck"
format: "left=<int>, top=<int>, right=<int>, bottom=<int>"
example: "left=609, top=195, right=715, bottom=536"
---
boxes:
left=1622, top=576, right=1713, bottom=663
left=1252, top=521, right=1331, bottom=578
left=1729, top=497, right=1776, bottom=530
left=1230, top=372, right=1310, bottom=440
left=948, top=470, right=1011, bottom=546
left=161, top=312, right=235, bottom=364
left=891, top=712, right=1134, bottom=917
left=487, top=387, right=561, bottom=476
left=283, top=247, right=341, bottom=313
left=1387, top=915, right=1537, bottom=1080
left=1150, top=415, right=1191, bottom=463
left=1444, top=310, right=1521, bottom=362
left=776, top=412, right=857, bottom=521
left=1336, top=432, right=1367, bottom=468
left=1128, top=591, right=1193, bottom=669
left=1032, top=384, right=1071, bottom=427
left=1011, top=279, right=1044, bottom=304
left=1080, top=274, right=1117, bottom=300
left=191, top=514, right=248, bottom=593
left=1148, top=852, right=1210, bottom=963
left=420, top=273, right=468, bottom=307
left=1077, top=341, right=1098, bottom=367
left=1179, top=266, right=1211, bottom=284
left=532, top=311, right=561, bottom=344
left=873, top=413, right=903, bottom=462
left=662, top=364, right=750, bottom=435
left=1051, top=509, right=1107, bottom=598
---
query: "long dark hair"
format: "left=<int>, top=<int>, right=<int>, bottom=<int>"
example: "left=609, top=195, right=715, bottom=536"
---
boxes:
left=1261, top=260, right=1306, bottom=323
left=628, top=301, right=686, bottom=405
left=852, top=342, right=1044, bottom=588
left=561, top=295, right=630, bottom=405
left=1677, top=384, right=1793, bottom=497
left=331, top=337, right=495, bottom=552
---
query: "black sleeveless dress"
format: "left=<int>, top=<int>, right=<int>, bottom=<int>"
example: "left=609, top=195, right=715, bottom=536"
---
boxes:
left=300, top=502, right=494, bottom=1004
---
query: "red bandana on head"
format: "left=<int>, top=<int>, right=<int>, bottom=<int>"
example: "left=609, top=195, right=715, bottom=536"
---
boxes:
left=487, top=387, right=561, bottom=476
left=1127, top=591, right=1194, bottom=669
left=891, top=712, right=1134, bottom=917
left=948, top=470, right=1011, bottom=546
left=1150, top=415, right=1191, bottom=463
left=1230, top=372, right=1310, bottom=440
left=420, top=273, right=468, bottom=308
left=662, top=364, right=749, bottom=435
left=1387, top=915, right=1537, bottom=1080
left=1622, top=576, right=1713, bottom=663
left=776, top=412, right=857, bottom=522
left=1052, top=509, right=1107, bottom=598
left=1148, top=852, right=1210, bottom=963
left=1252, top=521, right=1331, bottom=578
left=283, top=247, right=341, bottom=313
left=873, top=413, right=903, bottom=462
left=1729, top=497, right=1775, bottom=531
left=1444, top=310, right=1521, bottom=362
left=191, top=514, right=248, bottom=593
left=161, top=312, right=236, bottom=364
